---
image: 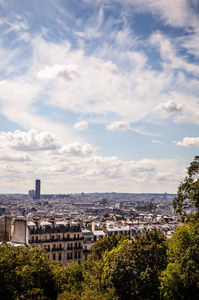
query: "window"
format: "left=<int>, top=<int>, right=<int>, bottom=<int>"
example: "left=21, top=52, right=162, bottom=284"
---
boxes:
left=59, top=253, right=62, bottom=261
left=75, top=252, right=77, bottom=259
left=59, top=244, right=62, bottom=250
left=31, top=236, right=34, bottom=242
left=35, top=236, right=38, bottom=242
left=53, top=254, right=56, bottom=260
left=67, top=253, right=73, bottom=260
left=58, top=235, right=60, bottom=241
left=74, top=234, right=76, bottom=239
left=51, top=235, right=54, bottom=241
left=78, top=252, right=81, bottom=259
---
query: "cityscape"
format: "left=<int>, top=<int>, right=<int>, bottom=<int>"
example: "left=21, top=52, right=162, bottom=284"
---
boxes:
left=1, top=0, right=199, bottom=298
left=0, top=179, right=181, bottom=265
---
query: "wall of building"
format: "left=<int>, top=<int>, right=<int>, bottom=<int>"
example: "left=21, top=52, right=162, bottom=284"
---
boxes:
left=0, top=216, right=12, bottom=241
left=12, top=218, right=27, bottom=244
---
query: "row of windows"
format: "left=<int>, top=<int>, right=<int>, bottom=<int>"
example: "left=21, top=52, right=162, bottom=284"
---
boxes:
left=53, top=253, right=62, bottom=261
left=52, top=252, right=81, bottom=261
left=67, top=252, right=81, bottom=259
left=31, top=233, right=81, bottom=242
left=43, top=242, right=82, bottom=251
left=29, top=225, right=81, bottom=234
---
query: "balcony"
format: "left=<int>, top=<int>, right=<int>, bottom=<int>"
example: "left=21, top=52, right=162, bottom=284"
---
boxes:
left=29, top=236, right=84, bottom=243
left=29, top=240, right=41, bottom=243
left=67, top=247, right=73, bottom=250
left=64, top=237, right=84, bottom=241
left=52, top=247, right=63, bottom=252
left=74, top=245, right=83, bottom=250
left=83, top=249, right=92, bottom=254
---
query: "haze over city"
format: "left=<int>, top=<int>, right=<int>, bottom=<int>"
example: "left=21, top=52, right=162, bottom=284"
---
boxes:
left=0, top=0, right=199, bottom=194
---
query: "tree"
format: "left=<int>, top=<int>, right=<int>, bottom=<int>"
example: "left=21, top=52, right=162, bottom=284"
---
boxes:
left=0, top=244, right=84, bottom=300
left=90, top=234, right=131, bottom=260
left=81, top=259, right=114, bottom=300
left=102, top=238, right=130, bottom=288
left=108, top=229, right=168, bottom=300
left=0, top=244, right=58, bottom=300
left=159, top=222, right=199, bottom=299
left=58, top=259, right=114, bottom=300
left=173, top=156, right=199, bottom=221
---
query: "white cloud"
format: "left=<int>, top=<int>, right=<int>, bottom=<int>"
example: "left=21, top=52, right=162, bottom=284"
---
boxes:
left=130, top=159, right=157, bottom=172
left=0, top=150, right=31, bottom=162
left=174, top=137, right=199, bottom=147
left=155, top=172, right=173, bottom=181
left=37, top=64, right=80, bottom=81
left=1, top=2, right=198, bottom=193
left=0, top=129, right=62, bottom=151
left=152, top=140, right=164, bottom=144
left=119, top=0, right=199, bottom=29
left=174, top=115, right=189, bottom=124
left=155, top=100, right=182, bottom=113
left=106, top=121, right=131, bottom=131
left=131, top=127, right=162, bottom=137
left=0, top=128, right=188, bottom=193
left=0, top=15, right=29, bottom=35
left=180, top=33, right=199, bottom=59
left=57, top=142, right=94, bottom=156
left=74, top=121, right=89, bottom=131
left=150, top=32, right=199, bottom=75
left=76, top=7, right=104, bottom=40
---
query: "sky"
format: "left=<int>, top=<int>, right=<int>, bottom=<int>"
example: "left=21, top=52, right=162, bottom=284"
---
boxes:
left=0, top=0, right=199, bottom=194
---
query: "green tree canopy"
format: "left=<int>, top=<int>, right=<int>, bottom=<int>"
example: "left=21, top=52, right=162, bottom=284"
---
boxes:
left=160, top=222, right=199, bottom=300
left=108, top=229, right=168, bottom=300
left=173, top=156, right=199, bottom=221
left=90, top=233, right=131, bottom=260
left=0, top=243, right=84, bottom=300
left=0, top=244, right=59, bottom=300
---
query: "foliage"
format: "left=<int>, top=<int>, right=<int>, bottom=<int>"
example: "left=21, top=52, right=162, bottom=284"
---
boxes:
left=82, top=258, right=117, bottom=299
left=0, top=244, right=84, bottom=300
left=90, top=233, right=131, bottom=260
left=0, top=244, right=58, bottom=300
left=160, top=222, right=199, bottom=300
left=102, top=238, right=130, bottom=288
left=173, top=156, right=199, bottom=221
left=108, top=229, right=168, bottom=300
left=58, top=259, right=114, bottom=300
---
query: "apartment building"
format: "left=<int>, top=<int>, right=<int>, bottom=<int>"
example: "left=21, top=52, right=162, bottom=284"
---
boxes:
left=28, top=219, right=83, bottom=264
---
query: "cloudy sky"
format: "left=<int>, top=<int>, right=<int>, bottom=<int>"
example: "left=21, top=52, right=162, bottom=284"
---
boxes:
left=0, top=0, right=199, bottom=194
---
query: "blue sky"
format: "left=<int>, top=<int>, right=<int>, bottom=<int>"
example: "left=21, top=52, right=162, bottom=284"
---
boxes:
left=0, top=0, right=199, bottom=194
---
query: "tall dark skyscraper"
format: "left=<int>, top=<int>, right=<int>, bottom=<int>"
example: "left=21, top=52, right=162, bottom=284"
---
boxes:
left=35, top=179, right=41, bottom=199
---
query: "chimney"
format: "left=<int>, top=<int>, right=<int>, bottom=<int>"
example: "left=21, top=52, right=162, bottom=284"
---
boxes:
left=12, top=217, right=28, bottom=244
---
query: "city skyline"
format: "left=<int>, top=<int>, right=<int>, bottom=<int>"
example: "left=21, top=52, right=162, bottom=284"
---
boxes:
left=0, top=1, right=199, bottom=194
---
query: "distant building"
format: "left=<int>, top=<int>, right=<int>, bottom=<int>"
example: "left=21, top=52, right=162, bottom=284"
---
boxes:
left=0, top=216, right=12, bottom=241
left=29, top=190, right=35, bottom=198
left=34, top=179, right=41, bottom=199
left=28, top=219, right=83, bottom=264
